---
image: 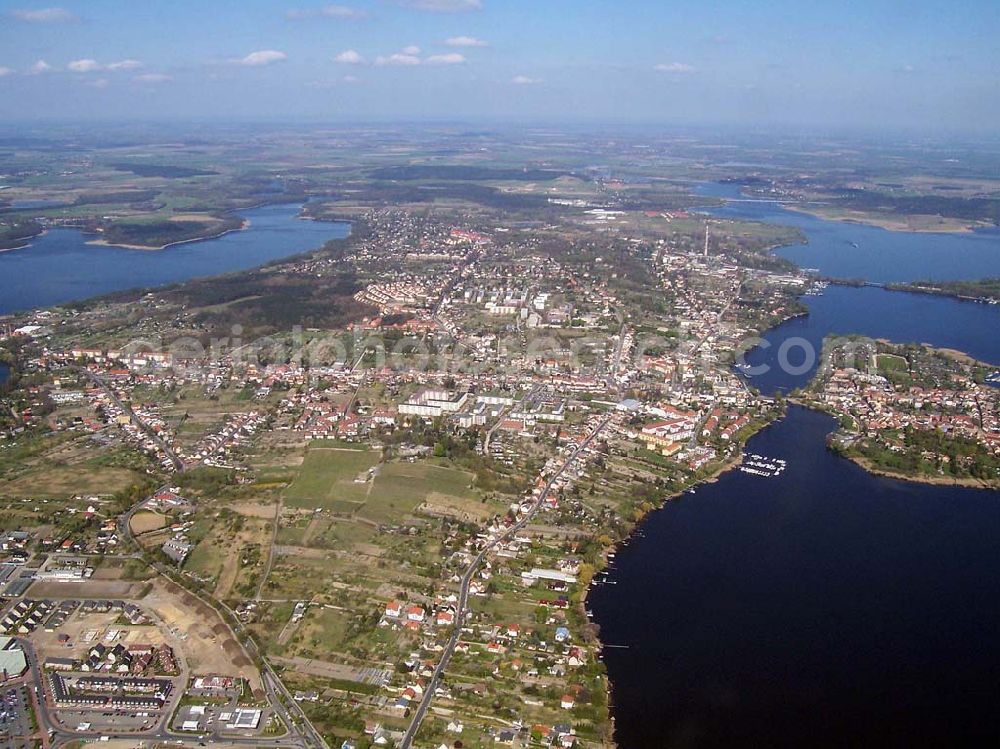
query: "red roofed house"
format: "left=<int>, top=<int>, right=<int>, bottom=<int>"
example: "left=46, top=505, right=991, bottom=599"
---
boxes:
left=406, top=605, right=425, bottom=623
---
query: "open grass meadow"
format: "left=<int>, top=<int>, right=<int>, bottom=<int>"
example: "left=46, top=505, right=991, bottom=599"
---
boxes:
left=282, top=447, right=381, bottom=510
left=357, top=461, right=478, bottom=523
left=877, top=352, right=910, bottom=373
left=282, top=446, right=480, bottom=528
left=0, top=465, right=143, bottom=499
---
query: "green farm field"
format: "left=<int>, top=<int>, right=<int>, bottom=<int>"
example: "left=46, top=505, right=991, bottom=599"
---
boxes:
left=282, top=448, right=478, bottom=522
left=282, top=447, right=381, bottom=510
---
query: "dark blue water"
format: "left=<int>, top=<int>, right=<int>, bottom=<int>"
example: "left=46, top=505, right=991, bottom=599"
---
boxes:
left=0, top=204, right=349, bottom=314
left=698, top=182, right=1000, bottom=283
left=740, top=285, right=1000, bottom=394
left=590, top=406, right=1000, bottom=749
left=593, top=185, right=1000, bottom=748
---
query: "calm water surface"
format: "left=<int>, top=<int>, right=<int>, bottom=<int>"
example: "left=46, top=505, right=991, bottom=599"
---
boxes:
left=592, top=185, right=1000, bottom=748
left=590, top=406, right=1000, bottom=749
left=698, top=182, right=1000, bottom=283
left=743, top=285, right=1000, bottom=394
left=0, top=203, right=348, bottom=314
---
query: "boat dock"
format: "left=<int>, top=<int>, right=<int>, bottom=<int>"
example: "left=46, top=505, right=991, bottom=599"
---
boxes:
left=739, top=453, right=787, bottom=477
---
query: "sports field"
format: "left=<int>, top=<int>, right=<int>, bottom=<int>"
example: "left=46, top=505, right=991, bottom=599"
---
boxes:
left=877, top=352, right=909, bottom=373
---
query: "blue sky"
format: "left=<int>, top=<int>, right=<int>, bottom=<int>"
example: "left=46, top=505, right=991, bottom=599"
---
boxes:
left=0, top=0, right=998, bottom=130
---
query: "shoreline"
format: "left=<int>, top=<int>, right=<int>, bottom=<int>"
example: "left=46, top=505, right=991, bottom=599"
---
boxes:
left=700, top=181, right=994, bottom=236
left=586, top=392, right=994, bottom=745
left=885, top=282, right=1000, bottom=307
left=584, top=425, right=762, bottom=748
left=588, top=313, right=995, bottom=741
left=794, top=329, right=1000, bottom=490
left=793, top=397, right=1000, bottom=490
left=780, top=202, right=983, bottom=235
left=84, top=218, right=251, bottom=251
left=821, top=278, right=1000, bottom=311
left=0, top=207, right=354, bottom=319
left=0, top=228, right=47, bottom=253
left=2, top=202, right=351, bottom=259
left=841, top=452, right=998, bottom=490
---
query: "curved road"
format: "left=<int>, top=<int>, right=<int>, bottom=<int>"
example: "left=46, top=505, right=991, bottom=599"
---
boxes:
left=114, top=498, right=327, bottom=749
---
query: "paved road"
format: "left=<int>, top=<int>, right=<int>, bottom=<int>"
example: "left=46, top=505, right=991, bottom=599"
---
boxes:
left=65, top=377, right=323, bottom=748
left=115, top=499, right=328, bottom=749
left=18, top=630, right=307, bottom=749
left=483, top=385, right=541, bottom=454
left=607, top=322, right=630, bottom=397
left=399, top=414, right=611, bottom=748
left=421, top=246, right=478, bottom=344
left=21, top=631, right=314, bottom=749
left=76, top=366, right=186, bottom=472
left=254, top=496, right=282, bottom=602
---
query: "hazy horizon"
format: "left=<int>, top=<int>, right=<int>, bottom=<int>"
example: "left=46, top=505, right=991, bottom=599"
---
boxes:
left=1, top=0, right=998, bottom=133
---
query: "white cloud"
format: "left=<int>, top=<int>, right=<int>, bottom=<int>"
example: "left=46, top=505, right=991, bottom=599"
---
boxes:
left=511, top=75, right=541, bottom=85
left=287, top=4, right=367, bottom=20
left=235, top=50, right=288, bottom=66
left=108, top=59, right=143, bottom=71
left=342, top=74, right=360, bottom=83
left=375, top=53, right=421, bottom=66
left=445, top=35, right=487, bottom=47
left=426, top=53, right=466, bottom=65
left=10, top=7, right=77, bottom=22
left=67, top=58, right=141, bottom=74
left=654, top=62, right=696, bottom=74
left=68, top=59, right=102, bottom=73
left=369, top=44, right=466, bottom=67
left=85, top=78, right=109, bottom=89
left=334, top=49, right=365, bottom=64
left=395, top=0, right=482, bottom=10
left=0, top=67, right=13, bottom=77
left=29, top=59, right=54, bottom=74
left=134, top=73, right=172, bottom=83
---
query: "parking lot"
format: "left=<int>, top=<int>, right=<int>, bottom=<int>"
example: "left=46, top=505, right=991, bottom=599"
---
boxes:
left=0, top=685, right=34, bottom=749
left=54, top=709, right=158, bottom=735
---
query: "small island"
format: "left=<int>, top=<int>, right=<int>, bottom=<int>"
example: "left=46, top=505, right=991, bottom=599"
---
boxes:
left=87, top=213, right=248, bottom=250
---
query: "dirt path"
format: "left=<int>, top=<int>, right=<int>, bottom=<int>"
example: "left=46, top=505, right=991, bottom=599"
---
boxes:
left=214, top=544, right=240, bottom=599
left=300, top=513, right=324, bottom=547
left=254, top=496, right=282, bottom=600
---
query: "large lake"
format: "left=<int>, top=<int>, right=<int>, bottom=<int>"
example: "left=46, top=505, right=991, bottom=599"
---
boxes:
left=743, top=284, right=1000, bottom=394
left=0, top=203, right=349, bottom=315
left=590, top=405, right=1000, bottom=749
left=592, top=185, right=1000, bottom=748
left=701, top=180, right=1000, bottom=389
left=698, top=182, right=1000, bottom=283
